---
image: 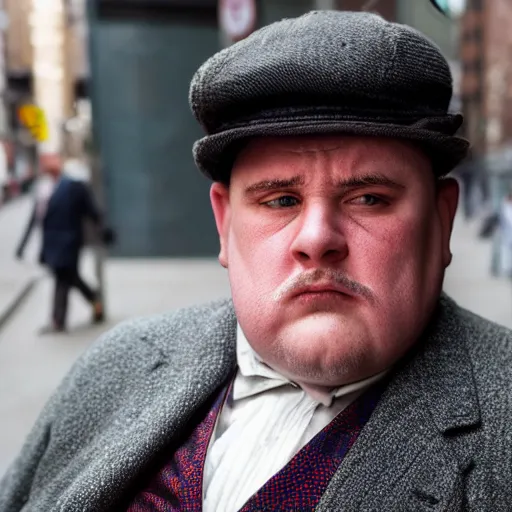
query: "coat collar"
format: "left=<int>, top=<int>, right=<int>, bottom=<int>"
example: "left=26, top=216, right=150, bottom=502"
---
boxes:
left=413, top=294, right=480, bottom=433
left=317, top=293, right=481, bottom=511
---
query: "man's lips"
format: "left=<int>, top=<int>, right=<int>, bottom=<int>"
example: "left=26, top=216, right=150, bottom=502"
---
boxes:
left=291, top=282, right=355, bottom=299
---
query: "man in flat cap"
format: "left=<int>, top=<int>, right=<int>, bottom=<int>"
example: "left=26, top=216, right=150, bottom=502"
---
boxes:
left=1, top=10, right=511, bottom=512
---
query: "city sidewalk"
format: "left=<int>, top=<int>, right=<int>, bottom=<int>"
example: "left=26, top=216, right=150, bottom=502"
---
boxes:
left=0, top=196, right=43, bottom=331
left=0, top=211, right=511, bottom=477
left=444, top=214, right=512, bottom=329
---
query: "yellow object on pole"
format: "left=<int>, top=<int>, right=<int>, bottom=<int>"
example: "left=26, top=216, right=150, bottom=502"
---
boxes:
left=18, top=104, right=49, bottom=142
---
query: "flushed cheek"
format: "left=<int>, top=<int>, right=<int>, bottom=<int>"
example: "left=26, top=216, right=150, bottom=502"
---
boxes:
left=232, top=214, right=293, bottom=269
left=228, top=259, right=288, bottom=340
left=352, top=220, right=428, bottom=288
left=357, top=221, right=439, bottom=311
left=228, top=226, right=292, bottom=306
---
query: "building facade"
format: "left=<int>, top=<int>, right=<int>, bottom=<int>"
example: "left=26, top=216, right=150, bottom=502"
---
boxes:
left=460, top=0, right=512, bottom=156
left=0, top=0, right=90, bottom=189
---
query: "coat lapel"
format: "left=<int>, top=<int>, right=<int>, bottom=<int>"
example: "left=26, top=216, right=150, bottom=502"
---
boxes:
left=57, top=302, right=238, bottom=512
left=317, top=295, right=481, bottom=511
left=43, top=176, right=67, bottom=220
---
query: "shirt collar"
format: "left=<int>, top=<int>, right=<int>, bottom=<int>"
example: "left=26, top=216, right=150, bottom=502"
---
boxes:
left=235, top=323, right=387, bottom=407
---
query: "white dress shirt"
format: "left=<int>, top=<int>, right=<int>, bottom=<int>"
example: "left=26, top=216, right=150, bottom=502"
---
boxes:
left=35, top=176, right=57, bottom=223
left=203, top=324, right=386, bottom=512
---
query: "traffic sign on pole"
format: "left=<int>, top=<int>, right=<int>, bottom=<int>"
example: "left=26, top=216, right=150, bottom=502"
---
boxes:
left=218, top=0, right=256, bottom=43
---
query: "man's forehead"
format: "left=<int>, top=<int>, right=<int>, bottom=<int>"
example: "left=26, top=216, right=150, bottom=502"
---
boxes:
left=234, top=135, right=431, bottom=174
left=250, top=136, right=355, bottom=154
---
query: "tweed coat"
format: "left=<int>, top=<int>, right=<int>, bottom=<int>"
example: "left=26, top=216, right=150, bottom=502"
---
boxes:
left=0, top=294, right=511, bottom=511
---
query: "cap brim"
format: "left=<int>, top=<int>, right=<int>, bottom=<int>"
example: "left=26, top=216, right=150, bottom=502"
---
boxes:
left=193, top=118, right=470, bottom=182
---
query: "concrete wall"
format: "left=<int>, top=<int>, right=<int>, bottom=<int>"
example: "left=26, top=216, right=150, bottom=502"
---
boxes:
left=88, top=6, right=221, bottom=257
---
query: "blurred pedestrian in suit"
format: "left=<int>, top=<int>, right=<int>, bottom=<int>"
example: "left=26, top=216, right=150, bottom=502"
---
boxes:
left=16, top=154, right=104, bottom=333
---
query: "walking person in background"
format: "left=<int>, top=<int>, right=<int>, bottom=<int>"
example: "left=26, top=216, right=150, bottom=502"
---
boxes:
left=15, top=154, right=104, bottom=333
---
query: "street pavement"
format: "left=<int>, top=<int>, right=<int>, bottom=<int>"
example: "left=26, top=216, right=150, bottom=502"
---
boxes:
left=0, top=197, right=42, bottom=329
left=0, top=198, right=510, bottom=477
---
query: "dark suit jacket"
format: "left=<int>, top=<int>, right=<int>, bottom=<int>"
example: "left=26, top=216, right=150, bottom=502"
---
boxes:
left=17, top=177, right=101, bottom=270
left=0, top=295, right=511, bottom=511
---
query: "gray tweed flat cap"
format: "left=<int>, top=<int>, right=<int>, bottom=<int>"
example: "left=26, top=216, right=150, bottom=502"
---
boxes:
left=189, top=10, right=469, bottom=183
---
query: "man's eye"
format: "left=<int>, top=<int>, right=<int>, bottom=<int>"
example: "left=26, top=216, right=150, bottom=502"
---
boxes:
left=263, top=196, right=300, bottom=208
left=350, top=194, right=384, bottom=206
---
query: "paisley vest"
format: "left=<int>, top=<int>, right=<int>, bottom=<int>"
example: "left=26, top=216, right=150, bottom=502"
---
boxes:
left=127, top=379, right=384, bottom=511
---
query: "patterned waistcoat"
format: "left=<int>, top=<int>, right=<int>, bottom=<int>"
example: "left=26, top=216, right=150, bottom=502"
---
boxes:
left=126, top=380, right=384, bottom=512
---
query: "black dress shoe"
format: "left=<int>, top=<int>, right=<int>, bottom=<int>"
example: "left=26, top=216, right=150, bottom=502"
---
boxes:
left=92, top=301, right=105, bottom=324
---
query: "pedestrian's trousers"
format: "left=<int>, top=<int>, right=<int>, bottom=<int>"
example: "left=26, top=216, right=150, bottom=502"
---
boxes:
left=52, top=267, right=96, bottom=328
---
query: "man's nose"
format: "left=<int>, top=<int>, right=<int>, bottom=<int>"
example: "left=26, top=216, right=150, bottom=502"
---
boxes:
left=290, top=203, right=348, bottom=266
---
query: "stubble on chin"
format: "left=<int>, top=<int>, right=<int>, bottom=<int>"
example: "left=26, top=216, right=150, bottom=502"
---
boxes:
left=266, top=330, right=369, bottom=386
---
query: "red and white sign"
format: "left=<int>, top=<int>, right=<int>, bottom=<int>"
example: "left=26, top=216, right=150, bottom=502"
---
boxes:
left=219, top=0, right=257, bottom=42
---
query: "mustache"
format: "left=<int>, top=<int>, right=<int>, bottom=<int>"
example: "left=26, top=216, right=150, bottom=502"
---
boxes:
left=272, top=268, right=374, bottom=303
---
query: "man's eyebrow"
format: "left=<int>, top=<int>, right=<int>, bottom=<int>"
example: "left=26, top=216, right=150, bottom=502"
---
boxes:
left=244, top=173, right=404, bottom=194
left=337, top=173, right=405, bottom=190
left=244, top=175, right=305, bottom=194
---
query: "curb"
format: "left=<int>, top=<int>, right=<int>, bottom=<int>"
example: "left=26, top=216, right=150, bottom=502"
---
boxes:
left=0, top=277, right=40, bottom=333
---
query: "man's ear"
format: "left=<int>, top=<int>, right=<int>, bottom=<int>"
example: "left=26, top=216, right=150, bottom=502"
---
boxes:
left=210, top=182, right=231, bottom=268
left=436, top=177, right=459, bottom=267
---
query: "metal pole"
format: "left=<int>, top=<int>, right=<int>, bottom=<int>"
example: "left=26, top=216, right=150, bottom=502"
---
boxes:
left=85, top=0, right=107, bottom=316
left=218, top=1, right=230, bottom=49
